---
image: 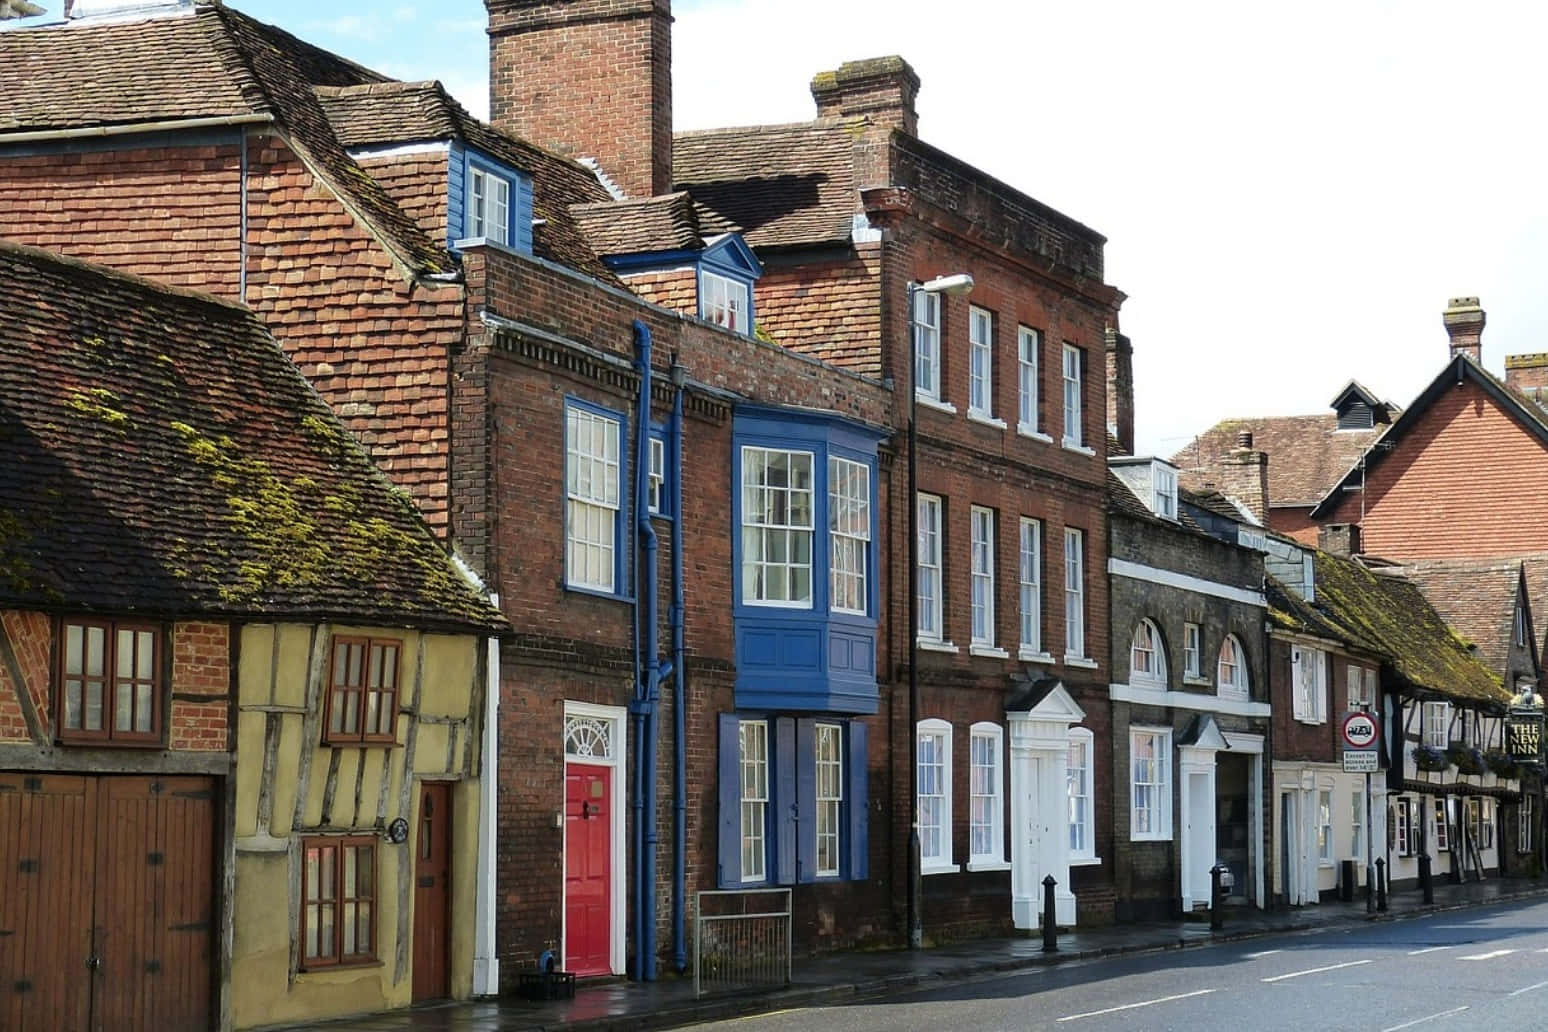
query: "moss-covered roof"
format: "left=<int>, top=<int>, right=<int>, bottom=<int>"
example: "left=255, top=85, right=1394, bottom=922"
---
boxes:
left=0, top=241, right=506, bottom=634
left=1267, top=548, right=1506, bottom=706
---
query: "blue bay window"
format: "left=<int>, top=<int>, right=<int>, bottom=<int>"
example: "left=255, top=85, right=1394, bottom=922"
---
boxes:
left=448, top=143, right=534, bottom=254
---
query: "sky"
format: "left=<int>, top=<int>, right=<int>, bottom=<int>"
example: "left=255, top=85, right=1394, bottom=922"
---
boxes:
left=18, top=0, right=1548, bottom=456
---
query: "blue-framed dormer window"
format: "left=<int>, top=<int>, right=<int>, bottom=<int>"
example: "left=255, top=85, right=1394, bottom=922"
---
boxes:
left=448, top=144, right=534, bottom=255
left=468, top=166, right=510, bottom=245
left=698, top=234, right=762, bottom=337
left=564, top=398, right=626, bottom=596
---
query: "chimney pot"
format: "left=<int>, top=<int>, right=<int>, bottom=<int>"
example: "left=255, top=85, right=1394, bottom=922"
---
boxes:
left=811, top=56, right=920, bottom=136
left=1442, top=296, right=1485, bottom=365
left=1235, top=430, right=1253, bottom=449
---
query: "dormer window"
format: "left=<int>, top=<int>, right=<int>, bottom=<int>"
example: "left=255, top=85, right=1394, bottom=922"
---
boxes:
left=468, top=166, right=510, bottom=246
left=1152, top=463, right=1178, bottom=521
left=701, top=270, right=749, bottom=334
left=451, top=148, right=532, bottom=255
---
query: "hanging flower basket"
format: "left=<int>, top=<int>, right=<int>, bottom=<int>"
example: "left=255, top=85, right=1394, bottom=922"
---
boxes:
left=1413, top=744, right=1451, bottom=773
left=1484, top=750, right=1520, bottom=779
left=1446, top=745, right=1487, bottom=776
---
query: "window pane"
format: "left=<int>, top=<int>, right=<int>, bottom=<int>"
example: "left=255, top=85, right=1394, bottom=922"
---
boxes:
left=136, top=682, right=152, bottom=733
left=115, top=680, right=133, bottom=732
left=85, top=679, right=103, bottom=731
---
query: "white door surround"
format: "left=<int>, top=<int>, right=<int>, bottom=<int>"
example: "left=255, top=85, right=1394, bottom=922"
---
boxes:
left=1007, top=680, right=1084, bottom=930
left=562, top=700, right=627, bottom=976
left=1177, top=716, right=1227, bottom=912
left=1222, top=731, right=1266, bottom=910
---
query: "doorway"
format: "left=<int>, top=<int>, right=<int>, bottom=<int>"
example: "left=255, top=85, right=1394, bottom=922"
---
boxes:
left=1215, top=752, right=1251, bottom=904
left=412, top=781, right=452, bottom=1001
left=564, top=764, right=612, bottom=976
left=1185, top=770, right=1216, bottom=907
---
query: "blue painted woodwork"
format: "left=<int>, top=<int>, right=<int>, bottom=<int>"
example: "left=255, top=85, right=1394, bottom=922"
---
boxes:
left=846, top=721, right=868, bottom=880
left=602, top=231, right=763, bottom=336
left=448, top=143, right=533, bottom=254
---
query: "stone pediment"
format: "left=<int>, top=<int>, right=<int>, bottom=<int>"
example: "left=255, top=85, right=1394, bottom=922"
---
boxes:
left=1006, top=675, right=1085, bottom=723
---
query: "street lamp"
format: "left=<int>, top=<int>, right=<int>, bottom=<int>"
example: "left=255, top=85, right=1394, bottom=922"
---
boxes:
left=906, top=272, right=973, bottom=950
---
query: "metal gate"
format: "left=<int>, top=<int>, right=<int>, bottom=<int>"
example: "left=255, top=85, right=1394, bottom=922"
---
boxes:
left=693, top=888, right=791, bottom=998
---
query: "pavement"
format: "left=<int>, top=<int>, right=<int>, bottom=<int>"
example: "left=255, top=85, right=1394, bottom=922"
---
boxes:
left=263, top=877, right=1548, bottom=1032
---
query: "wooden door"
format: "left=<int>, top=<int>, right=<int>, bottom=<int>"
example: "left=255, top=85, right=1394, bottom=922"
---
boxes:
left=564, top=764, right=611, bottom=976
left=412, top=782, right=451, bottom=1002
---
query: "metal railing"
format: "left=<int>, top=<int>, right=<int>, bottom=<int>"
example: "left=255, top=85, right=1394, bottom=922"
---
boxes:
left=693, top=888, right=792, bottom=998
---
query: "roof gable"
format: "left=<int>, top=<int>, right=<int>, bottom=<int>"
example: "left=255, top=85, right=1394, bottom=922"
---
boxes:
left=701, top=232, right=763, bottom=278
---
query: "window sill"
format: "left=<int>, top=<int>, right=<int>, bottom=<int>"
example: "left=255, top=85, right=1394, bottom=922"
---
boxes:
left=1130, top=677, right=1167, bottom=692
left=1064, top=655, right=1099, bottom=669
left=917, top=638, right=960, bottom=654
left=564, top=582, right=629, bottom=603
left=969, top=644, right=1010, bottom=659
left=966, top=859, right=1012, bottom=873
left=1182, top=675, right=1212, bottom=688
left=1069, top=855, right=1104, bottom=867
left=300, top=958, right=384, bottom=975
left=1295, top=717, right=1327, bottom=726
left=915, top=394, right=957, bottom=415
left=921, top=862, right=962, bottom=876
left=1017, top=424, right=1053, bottom=443
left=1217, top=689, right=1251, bottom=703
left=1062, top=440, right=1096, bottom=457
left=1018, top=648, right=1055, bottom=664
left=1131, top=832, right=1172, bottom=843
left=967, top=412, right=1007, bottom=430
left=1318, top=861, right=1336, bottom=869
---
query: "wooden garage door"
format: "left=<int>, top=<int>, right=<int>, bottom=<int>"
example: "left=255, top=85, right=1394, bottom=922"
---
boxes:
left=0, top=773, right=216, bottom=1032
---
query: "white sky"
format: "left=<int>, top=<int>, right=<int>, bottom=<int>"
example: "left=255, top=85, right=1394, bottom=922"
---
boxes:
left=24, top=0, right=1548, bottom=456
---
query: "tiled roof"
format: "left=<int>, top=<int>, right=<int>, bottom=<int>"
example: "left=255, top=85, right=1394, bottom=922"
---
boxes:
left=1172, top=413, right=1385, bottom=508
left=1398, top=556, right=1548, bottom=678
left=1267, top=551, right=1507, bottom=706
left=1185, top=487, right=1256, bottom=524
left=316, top=79, right=617, bottom=280
left=1106, top=470, right=1205, bottom=535
left=673, top=121, right=860, bottom=250
left=570, top=192, right=705, bottom=256
left=0, top=241, right=506, bottom=633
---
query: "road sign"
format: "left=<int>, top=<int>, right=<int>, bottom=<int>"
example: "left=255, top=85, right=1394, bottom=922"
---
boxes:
left=1343, top=750, right=1379, bottom=773
left=1341, top=711, right=1379, bottom=750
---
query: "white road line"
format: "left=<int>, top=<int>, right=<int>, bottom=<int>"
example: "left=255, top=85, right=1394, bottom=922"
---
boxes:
left=1509, top=980, right=1548, bottom=997
left=1381, top=1006, right=1469, bottom=1031
left=1055, top=989, right=1218, bottom=1022
left=1261, top=959, right=1371, bottom=983
left=1245, top=949, right=1283, bottom=959
left=1461, top=949, right=1517, bottom=960
left=1407, top=946, right=1451, bottom=955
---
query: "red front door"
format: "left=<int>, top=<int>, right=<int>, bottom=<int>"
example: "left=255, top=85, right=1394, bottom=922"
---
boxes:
left=564, top=764, right=611, bottom=976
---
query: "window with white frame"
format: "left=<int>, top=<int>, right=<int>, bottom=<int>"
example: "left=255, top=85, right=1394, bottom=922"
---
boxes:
left=1130, top=619, right=1166, bottom=689
left=1061, top=344, right=1083, bottom=447
left=1291, top=645, right=1327, bottom=723
left=969, top=723, right=1004, bottom=865
left=1064, top=527, right=1085, bottom=658
left=1317, top=789, right=1334, bottom=864
left=1434, top=798, right=1450, bottom=851
left=917, top=493, right=944, bottom=641
left=1017, top=326, right=1040, bottom=433
left=739, top=720, right=769, bottom=882
left=969, top=306, right=994, bottom=418
left=701, top=270, right=750, bottom=334
left=647, top=435, right=665, bottom=515
left=1130, top=727, right=1171, bottom=840
left=1350, top=789, right=1365, bottom=860
left=565, top=404, right=621, bottom=592
left=1521, top=795, right=1535, bottom=854
left=1422, top=701, right=1451, bottom=749
left=468, top=166, right=511, bottom=245
left=1068, top=727, right=1095, bottom=860
left=1152, top=463, right=1177, bottom=520
left=828, top=457, right=870, bottom=615
left=970, top=507, right=996, bottom=647
left=1469, top=798, right=1494, bottom=851
left=913, top=288, right=942, bottom=401
left=1183, top=623, right=1201, bottom=678
left=740, top=447, right=814, bottom=607
left=1391, top=797, right=1418, bottom=857
left=815, top=723, right=843, bottom=877
left=1217, top=635, right=1248, bottom=697
left=1347, top=663, right=1374, bottom=710
left=917, top=719, right=954, bottom=871
left=1019, top=518, right=1041, bottom=655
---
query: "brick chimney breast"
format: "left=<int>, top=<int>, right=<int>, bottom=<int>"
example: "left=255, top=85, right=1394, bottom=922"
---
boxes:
left=1319, top=522, right=1362, bottom=558
left=1443, top=296, right=1485, bottom=365
left=811, top=56, right=920, bottom=137
left=1104, top=327, right=1133, bottom=456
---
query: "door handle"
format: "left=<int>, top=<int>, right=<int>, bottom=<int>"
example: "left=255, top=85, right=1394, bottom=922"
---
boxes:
left=581, top=801, right=591, bottom=820
left=86, top=953, right=101, bottom=971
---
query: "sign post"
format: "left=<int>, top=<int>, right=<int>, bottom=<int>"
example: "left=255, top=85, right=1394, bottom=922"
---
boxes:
left=1342, top=710, right=1381, bottom=912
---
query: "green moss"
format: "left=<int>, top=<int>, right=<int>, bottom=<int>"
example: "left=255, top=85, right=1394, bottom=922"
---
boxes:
left=66, top=387, right=131, bottom=431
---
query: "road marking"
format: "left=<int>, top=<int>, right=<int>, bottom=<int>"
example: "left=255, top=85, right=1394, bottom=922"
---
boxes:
left=1461, top=949, right=1517, bottom=960
left=1509, top=980, right=1548, bottom=997
left=1381, top=1006, right=1469, bottom=1031
left=1055, top=988, right=1217, bottom=1022
left=1407, top=946, right=1451, bottom=955
left=1261, top=959, right=1371, bottom=983
left=1245, top=949, right=1283, bottom=959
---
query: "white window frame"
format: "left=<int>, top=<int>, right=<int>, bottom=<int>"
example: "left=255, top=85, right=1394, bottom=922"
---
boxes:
left=1061, top=344, right=1083, bottom=448
left=913, top=288, right=942, bottom=402
left=815, top=722, right=843, bottom=878
left=740, top=446, right=815, bottom=608
left=1347, top=663, right=1374, bottom=710
left=1129, top=619, right=1166, bottom=689
left=828, top=456, right=871, bottom=616
left=1183, top=623, right=1201, bottom=679
left=701, top=269, right=749, bottom=334
left=970, top=506, right=996, bottom=648
left=1291, top=645, right=1327, bottom=724
left=739, top=719, right=769, bottom=883
left=917, top=493, right=944, bottom=643
left=1129, top=726, right=1172, bottom=841
left=916, top=719, right=955, bottom=873
left=468, top=165, right=511, bottom=246
left=565, top=404, right=621, bottom=593
left=1064, top=527, right=1086, bottom=660
left=1521, top=794, right=1535, bottom=854
left=1217, top=635, right=1248, bottom=698
left=1317, top=789, right=1334, bottom=865
left=1392, top=797, right=1413, bottom=857
left=1434, top=798, right=1450, bottom=852
left=647, top=435, right=665, bottom=515
left=1152, top=462, right=1178, bottom=521
left=968, top=305, right=994, bottom=418
left=1469, top=798, right=1494, bottom=852
left=1422, top=701, right=1451, bottom=749
left=1350, top=788, right=1365, bottom=861
left=1017, top=326, right=1041, bottom=435
left=1068, top=726, right=1096, bottom=861
left=1018, top=518, right=1042, bottom=658
left=968, top=722, right=1005, bottom=868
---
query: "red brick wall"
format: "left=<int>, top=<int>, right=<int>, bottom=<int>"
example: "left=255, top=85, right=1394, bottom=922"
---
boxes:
left=756, top=250, right=884, bottom=377
left=1321, top=378, right=1548, bottom=559
left=1270, top=639, right=1380, bottom=764
left=0, top=611, right=50, bottom=743
left=169, top=621, right=230, bottom=752
left=618, top=266, right=696, bottom=318
left=356, top=150, right=452, bottom=247
left=1269, top=505, right=1321, bottom=545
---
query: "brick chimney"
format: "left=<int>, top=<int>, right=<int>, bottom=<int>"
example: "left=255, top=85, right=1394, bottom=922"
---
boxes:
left=1218, top=436, right=1269, bottom=524
left=1105, top=327, right=1133, bottom=456
left=1319, top=522, right=1362, bottom=558
left=1506, top=353, right=1548, bottom=391
left=811, top=56, right=920, bottom=136
left=1442, top=296, right=1485, bottom=364
left=486, top=0, right=673, bottom=200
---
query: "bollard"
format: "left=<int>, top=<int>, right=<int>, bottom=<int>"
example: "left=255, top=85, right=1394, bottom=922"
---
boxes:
left=1210, top=864, right=1226, bottom=931
left=1365, top=861, right=1374, bottom=914
left=1041, top=875, right=1059, bottom=953
left=1375, top=857, right=1388, bottom=911
left=1418, top=852, right=1434, bottom=904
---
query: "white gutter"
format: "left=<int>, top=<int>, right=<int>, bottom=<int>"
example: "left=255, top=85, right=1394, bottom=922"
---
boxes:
left=472, top=596, right=501, bottom=996
left=0, top=113, right=274, bottom=144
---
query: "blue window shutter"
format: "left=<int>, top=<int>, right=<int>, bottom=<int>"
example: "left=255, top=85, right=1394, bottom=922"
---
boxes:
left=446, top=141, right=466, bottom=250
left=795, top=719, right=816, bottom=883
left=775, top=716, right=797, bottom=885
left=717, top=713, right=741, bottom=888
left=846, top=720, right=869, bottom=881
left=514, top=173, right=535, bottom=254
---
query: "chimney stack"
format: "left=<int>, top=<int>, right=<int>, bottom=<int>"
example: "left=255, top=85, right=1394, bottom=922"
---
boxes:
left=811, top=56, right=920, bottom=137
left=1105, top=327, right=1133, bottom=455
left=1443, top=296, right=1485, bottom=365
left=1235, top=430, right=1253, bottom=449
left=1218, top=436, right=1269, bottom=524
left=1506, top=353, right=1548, bottom=390
left=486, top=0, right=674, bottom=199
left=1319, top=522, right=1362, bottom=558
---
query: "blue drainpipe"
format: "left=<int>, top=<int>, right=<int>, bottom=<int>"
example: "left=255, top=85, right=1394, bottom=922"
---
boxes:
left=668, top=360, right=688, bottom=973
left=631, top=320, right=662, bottom=981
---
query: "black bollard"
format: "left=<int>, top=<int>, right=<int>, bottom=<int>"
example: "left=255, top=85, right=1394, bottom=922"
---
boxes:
left=1210, top=864, right=1225, bottom=931
left=1041, top=874, right=1059, bottom=953
left=1418, top=852, right=1434, bottom=904
left=1375, top=858, right=1388, bottom=911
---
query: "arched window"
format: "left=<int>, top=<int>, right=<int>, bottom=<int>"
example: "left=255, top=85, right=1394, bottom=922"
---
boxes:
left=1130, top=619, right=1167, bottom=689
left=1218, top=635, right=1249, bottom=697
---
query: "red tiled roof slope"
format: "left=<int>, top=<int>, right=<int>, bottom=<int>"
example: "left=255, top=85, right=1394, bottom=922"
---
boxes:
left=1172, top=414, right=1384, bottom=507
left=570, top=192, right=705, bottom=256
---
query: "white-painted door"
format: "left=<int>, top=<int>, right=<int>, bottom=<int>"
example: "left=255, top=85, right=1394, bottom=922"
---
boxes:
left=1187, top=771, right=1216, bottom=906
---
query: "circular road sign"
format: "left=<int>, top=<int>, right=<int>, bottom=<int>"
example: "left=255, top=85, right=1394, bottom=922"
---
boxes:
left=1342, top=711, right=1379, bottom=749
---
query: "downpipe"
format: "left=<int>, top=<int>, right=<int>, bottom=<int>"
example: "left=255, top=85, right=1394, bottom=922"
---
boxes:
left=632, top=320, right=662, bottom=981
left=669, top=359, right=688, bottom=973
